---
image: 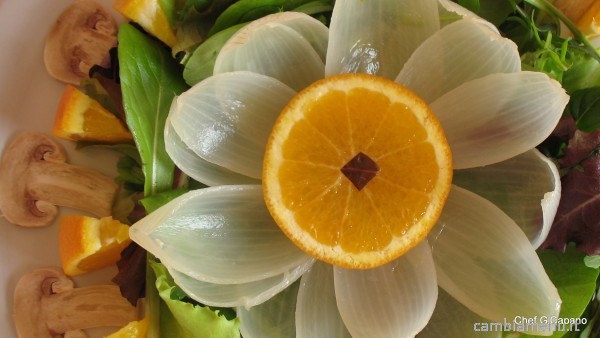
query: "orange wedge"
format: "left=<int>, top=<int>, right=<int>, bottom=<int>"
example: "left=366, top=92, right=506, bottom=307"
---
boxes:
left=554, top=0, right=595, bottom=22
left=113, top=0, right=177, bottom=47
left=263, top=74, right=452, bottom=269
left=577, top=0, right=600, bottom=37
left=105, top=317, right=148, bottom=338
left=59, top=215, right=132, bottom=276
left=53, top=85, right=132, bottom=143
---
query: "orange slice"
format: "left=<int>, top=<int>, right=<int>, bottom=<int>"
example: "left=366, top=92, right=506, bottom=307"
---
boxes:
left=113, top=0, right=177, bottom=47
left=106, top=317, right=148, bottom=338
left=554, top=0, right=595, bottom=22
left=53, top=85, right=133, bottom=143
left=263, top=73, right=452, bottom=269
left=577, top=0, right=600, bottom=37
left=59, top=215, right=132, bottom=276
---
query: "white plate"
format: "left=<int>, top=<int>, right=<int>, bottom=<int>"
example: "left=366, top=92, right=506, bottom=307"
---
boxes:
left=0, top=0, right=127, bottom=336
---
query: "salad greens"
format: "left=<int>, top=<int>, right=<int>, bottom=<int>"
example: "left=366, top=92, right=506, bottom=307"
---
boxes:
left=149, top=260, right=240, bottom=338
left=207, top=0, right=333, bottom=35
left=118, top=23, right=189, bottom=196
left=157, top=0, right=237, bottom=53
left=181, top=0, right=334, bottom=85
left=515, top=246, right=600, bottom=338
left=105, top=0, right=600, bottom=336
left=183, top=23, right=247, bottom=85
left=565, top=87, right=600, bottom=132
left=118, top=22, right=215, bottom=336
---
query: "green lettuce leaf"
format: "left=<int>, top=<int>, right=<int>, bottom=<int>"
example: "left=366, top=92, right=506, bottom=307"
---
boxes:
left=513, top=245, right=600, bottom=337
left=148, top=259, right=241, bottom=338
left=183, top=23, right=246, bottom=85
left=140, top=188, right=188, bottom=213
left=537, top=246, right=599, bottom=337
left=157, top=0, right=236, bottom=54
left=563, top=56, right=600, bottom=93
left=457, top=0, right=480, bottom=12
left=208, top=0, right=333, bottom=36
left=118, top=23, right=189, bottom=196
left=584, top=255, right=600, bottom=269
left=182, top=0, right=334, bottom=85
left=564, top=87, right=600, bottom=132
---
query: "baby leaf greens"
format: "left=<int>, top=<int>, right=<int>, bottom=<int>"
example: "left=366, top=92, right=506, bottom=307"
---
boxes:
left=208, top=0, right=334, bottom=36
left=183, top=23, right=246, bottom=85
left=118, top=23, right=189, bottom=196
left=182, top=0, right=333, bottom=85
left=565, top=87, right=600, bottom=132
left=149, top=260, right=241, bottom=338
left=158, top=0, right=237, bottom=54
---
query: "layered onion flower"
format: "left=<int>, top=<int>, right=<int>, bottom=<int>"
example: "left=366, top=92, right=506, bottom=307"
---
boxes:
left=130, top=0, right=569, bottom=336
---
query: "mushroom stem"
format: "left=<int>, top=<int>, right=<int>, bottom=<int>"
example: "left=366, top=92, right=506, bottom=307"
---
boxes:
left=29, top=157, right=117, bottom=218
left=43, top=285, right=137, bottom=334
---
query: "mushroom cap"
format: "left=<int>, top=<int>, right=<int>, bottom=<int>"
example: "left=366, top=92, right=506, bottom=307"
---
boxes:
left=44, top=0, right=117, bottom=85
left=0, top=132, right=66, bottom=226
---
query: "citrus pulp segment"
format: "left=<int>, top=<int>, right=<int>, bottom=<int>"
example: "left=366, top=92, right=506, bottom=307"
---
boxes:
left=52, top=85, right=132, bottom=143
left=58, top=215, right=131, bottom=276
left=263, top=73, right=452, bottom=269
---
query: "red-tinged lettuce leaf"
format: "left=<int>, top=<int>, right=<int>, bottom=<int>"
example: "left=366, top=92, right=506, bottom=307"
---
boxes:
left=553, top=115, right=577, bottom=141
left=559, top=130, right=600, bottom=168
left=112, top=242, right=148, bottom=306
left=88, top=47, right=126, bottom=121
left=541, top=154, right=600, bottom=255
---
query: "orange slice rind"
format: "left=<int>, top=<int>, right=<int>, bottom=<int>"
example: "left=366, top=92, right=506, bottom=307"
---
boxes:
left=263, top=73, right=452, bottom=269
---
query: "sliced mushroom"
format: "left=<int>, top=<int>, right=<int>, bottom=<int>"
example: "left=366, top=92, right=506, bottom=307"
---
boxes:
left=13, top=268, right=137, bottom=338
left=0, top=132, right=119, bottom=227
left=44, top=0, right=117, bottom=85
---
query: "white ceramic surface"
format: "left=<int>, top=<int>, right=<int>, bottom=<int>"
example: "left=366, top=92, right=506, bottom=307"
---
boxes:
left=0, top=0, right=125, bottom=336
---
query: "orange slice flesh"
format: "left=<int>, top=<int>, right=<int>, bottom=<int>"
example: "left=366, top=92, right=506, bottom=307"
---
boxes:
left=263, top=73, right=452, bottom=269
left=577, top=0, right=600, bottom=37
left=53, top=85, right=133, bottom=143
left=113, top=0, right=177, bottom=47
left=59, top=215, right=132, bottom=276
